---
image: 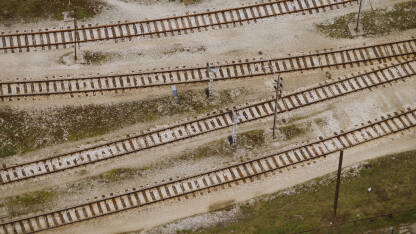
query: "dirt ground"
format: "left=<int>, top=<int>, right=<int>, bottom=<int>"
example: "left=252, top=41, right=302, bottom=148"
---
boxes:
left=41, top=131, right=416, bottom=234
left=0, top=0, right=415, bottom=232
left=1, top=74, right=415, bottom=225
left=0, top=0, right=414, bottom=83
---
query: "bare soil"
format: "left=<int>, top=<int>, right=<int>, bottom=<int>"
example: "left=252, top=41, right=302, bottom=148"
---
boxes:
left=1, top=0, right=414, bottom=83
left=1, top=76, right=415, bottom=227
left=0, top=0, right=415, bottom=232
left=40, top=131, right=416, bottom=234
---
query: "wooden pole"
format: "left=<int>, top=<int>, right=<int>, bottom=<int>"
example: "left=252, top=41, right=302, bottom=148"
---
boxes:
left=272, top=76, right=282, bottom=139
left=333, top=150, right=344, bottom=224
left=355, top=0, right=363, bottom=32
left=272, top=84, right=279, bottom=139
left=74, top=9, right=78, bottom=61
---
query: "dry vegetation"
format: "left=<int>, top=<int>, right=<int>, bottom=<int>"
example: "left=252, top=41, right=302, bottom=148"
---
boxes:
left=181, top=0, right=203, bottom=5
left=278, top=123, right=309, bottom=140
left=1, top=1, right=414, bottom=233
left=0, top=88, right=247, bottom=158
left=317, top=1, right=416, bottom=38
left=0, top=0, right=105, bottom=23
left=4, top=190, right=57, bottom=217
left=0, top=129, right=264, bottom=219
left=166, top=150, right=416, bottom=233
left=179, top=129, right=265, bottom=161
left=83, top=50, right=117, bottom=65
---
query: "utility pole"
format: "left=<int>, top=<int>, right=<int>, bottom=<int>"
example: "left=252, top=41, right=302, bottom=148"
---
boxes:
left=272, top=76, right=283, bottom=139
left=207, top=62, right=218, bottom=98
left=355, top=0, right=363, bottom=32
left=73, top=9, right=78, bottom=61
left=68, top=0, right=78, bottom=61
left=333, top=150, right=344, bottom=224
left=231, top=108, right=241, bottom=145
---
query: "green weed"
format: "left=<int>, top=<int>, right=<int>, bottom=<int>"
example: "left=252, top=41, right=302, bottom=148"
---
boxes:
left=317, top=1, right=416, bottom=38
left=279, top=124, right=307, bottom=140
left=83, top=50, right=113, bottom=65
left=179, top=129, right=265, bottom=161
left=0, top=88, right=246, bottom=158
left=94, top=167, right=148, bottom=183
left=192, top=150, right=416, bottom=233
left=0, top=0, right=104, bottom=22
left=5, top=190, right=56, bottom=217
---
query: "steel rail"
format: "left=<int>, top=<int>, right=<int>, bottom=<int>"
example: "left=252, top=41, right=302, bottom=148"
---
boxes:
left=1, top=106, right=415, bottom=234
left=1, top=38, right=415, bottom=100
left=1, top=59, right=415, bottom=185
left=0, top=0, right=357, bottom=52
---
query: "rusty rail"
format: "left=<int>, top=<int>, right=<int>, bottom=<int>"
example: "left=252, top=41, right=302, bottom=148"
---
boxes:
left=1, top=106, right=415, bottom=233
left=1, top=38, right=415, bottom=100
left=1, top=58, right=415, bottom=186
left=0, top=0, right=357, bottom=53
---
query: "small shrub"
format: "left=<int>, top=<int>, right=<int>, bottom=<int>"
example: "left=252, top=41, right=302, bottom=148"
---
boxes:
left=279, top=124, right=305, bottom=140
left=83, top=51, right=111, bottom=65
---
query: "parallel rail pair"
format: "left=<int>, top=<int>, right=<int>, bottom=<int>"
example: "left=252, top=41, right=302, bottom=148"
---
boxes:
left=1, top=39, right=415, bottom=100
left=1, top=106, right=415, bottom=233
left=1, top=59, right=415, bottom=185
left=0, top=0, right=357, bottom=53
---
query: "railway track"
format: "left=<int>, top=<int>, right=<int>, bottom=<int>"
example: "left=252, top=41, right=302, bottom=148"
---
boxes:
left=0, top=0, right=357, bottom=53
left=1, top=107, right=415, bottom=234
left=1, top=59, right=415, bottom=185
left=1, top=39, right=415, bottom=100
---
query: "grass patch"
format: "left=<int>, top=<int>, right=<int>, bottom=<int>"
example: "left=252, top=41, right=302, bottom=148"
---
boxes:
left=361, top=1, right=416, bottom=35
left=5, top=190, right=56, bottom=217
left=181, top=0, right=203, bottom=5
left=179, top=129, right=265, bottom=161
left=67, top=130, right=263, bottom=189
left=0, top=130, right=262, bottom=218
left=0, top=0, right=104, bottom=23
left=191, top=149, right=416, bottom=233
left=115, top=230, right=144, bottom=234
left=238, top=129, right=265, bottom=147
left=0, top=88, right=246, bottom=158
left=2, top=168, right=147, bottom=217
left=163, top=45, right=206, bottom=56
left=279, top=123, right=309, bottom=140
left=83, top=50, right=114, bottom=65
left=93, top=167, right=149, bottom=183
left=314, top=117, right=327, bottom=126
left=317, top=1, right=416, bottom=38
left=316, top=14, right=354, bottom=38
left=8, top=191, right=53, bottom=207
